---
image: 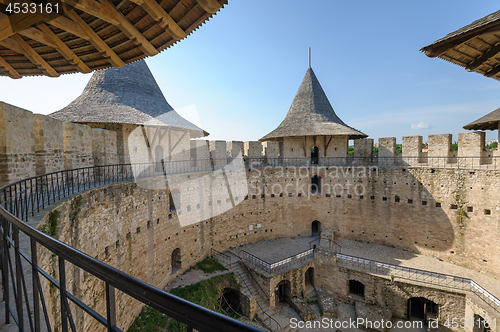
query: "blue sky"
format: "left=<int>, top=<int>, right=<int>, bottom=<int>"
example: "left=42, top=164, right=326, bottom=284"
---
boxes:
left=1, top=0, right=500, bottom=143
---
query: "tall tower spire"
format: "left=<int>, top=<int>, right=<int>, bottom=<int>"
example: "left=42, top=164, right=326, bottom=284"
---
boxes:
left=308, top=47, right=311, bottom=68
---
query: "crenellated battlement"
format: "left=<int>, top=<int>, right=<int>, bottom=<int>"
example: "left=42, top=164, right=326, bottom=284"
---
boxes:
left=2, top=100, right=499, bottom=187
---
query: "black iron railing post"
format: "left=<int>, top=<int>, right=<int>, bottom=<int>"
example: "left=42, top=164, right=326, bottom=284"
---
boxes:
left=105, top=282, right=116, bottom=332
left=13, top=224, right=24, bottom=330
left=31, top=238, right=41, bottom=332
left=59, top=257, right=69, bottom=332
left=1, top=216, right=9, bottom=324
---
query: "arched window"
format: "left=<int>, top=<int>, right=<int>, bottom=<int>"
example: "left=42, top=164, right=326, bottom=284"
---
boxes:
left=311, top=146, right=319, bottom=164
left=171, top=248, right=181, bottom=272
left=169, top=189, right=180, bottom=212
left=348, top=280, right=365, bottom=298
left=311, top=175, right=321, bottom=194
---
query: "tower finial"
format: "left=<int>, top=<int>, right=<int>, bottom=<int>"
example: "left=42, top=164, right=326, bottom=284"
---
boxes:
left=308, top=47, right=311, bottom=68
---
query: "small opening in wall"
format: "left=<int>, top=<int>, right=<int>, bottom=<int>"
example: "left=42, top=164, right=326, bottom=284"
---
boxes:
left=196, top=204, right=200, bottom=209
left=136, top=227, right=140, bottom=234
left=485, top=209, right=491, bottom=215
left=105, top=246, right=109, bottom=258
left=395, top=196, right=400, bottom=203
left=370, top=196, right=375, bottom=200
left=261, top=194, right=265, bottom=199
left=422, top=201, right=427, bottom=206
left=402, top=169, right=406, bottom=172
left=235, top=197, right=239, bottom=201
left=408, top=199, right=413, bottom=204
left=157, top=218, right=159, bottom=224
left=271, top=194, right=275, bottom=198
left=280, top=193, right=283, bottom=197
left=347, top=194, right=352, bottom=199
left=325, top=194, right=330, bottom=197
left=467, top=206, right=473, bottom=212
left=168, top=214, right=172, bottom=219
left=382, top=197, right=387, bottom=201
left=359, top=195, right=363, bottom=200
left=218, top=200, right=222, bottom=204
left=147, top=221, right=152, bottom=229
left=252, top=195, right=256, bottom=200
left=244, top=196, right=248, bottom=200
left=227, top=198, right=231, bottom=203
left=436, top=202, right=441, bottom=208
left=187, top=205, right=191, bottom=212
left=336, top=195, right=341, bottom=198
left=288, top=193, right=293, bottom=197
left=451, top=204, right=458, bottom=209
left=126, top=232, right=131, bottom=240
left=298, top=193, right=302, bottom=197
left=115, top=240, right=120, bottom=248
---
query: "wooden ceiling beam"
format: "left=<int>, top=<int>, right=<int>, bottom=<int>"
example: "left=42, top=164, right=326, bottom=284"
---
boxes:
left=466, top=42, right=500, bottom=72
left=0, top=54, right=21, bottom=78
left=0, top=11, right=44, bottom=41
left=99, top=0, right=157, bottom=56
left=38, top=23, right=91, bottom=73
left=59, top=0, right=120, bottom=26
left=67, top=9, right=125, bottom=67
left=10, top=34, right=59, bottom=76
left=19, top=27, right=59, bottom=48
left=485, top=63, right=500, bottom=78
left=44, top=13, right=91, bottom=40
left=195, top=0, right=221, bottom=14
left=129, top=0, right=186, bottom=40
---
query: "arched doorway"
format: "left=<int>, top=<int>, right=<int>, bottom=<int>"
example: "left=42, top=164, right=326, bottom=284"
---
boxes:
left=311, top=175, right=321, bottom=194
left=348, top=280, right=365, bottom=298
left=169, top=189, right=180, bottom=212
left=311, top=220, right=321, bottom=236
left=171, top=248, right=181, bottom=273
left=305, top=267, right=314, bottom=287
left=311, top=146, right=319, bottom=164
left=275, top=280, right=291, bottom=304
left=219, top=288, right=241, bottom=316
left=155, top=145, right=164, bottom=173
left=407, top=297, right=439, bottom=322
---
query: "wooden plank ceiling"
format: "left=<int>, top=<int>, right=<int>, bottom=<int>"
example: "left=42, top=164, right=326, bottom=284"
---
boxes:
left=0, top=0, right=226, bottom=78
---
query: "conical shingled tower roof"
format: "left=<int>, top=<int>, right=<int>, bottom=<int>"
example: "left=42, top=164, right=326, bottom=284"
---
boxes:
left=50, top=60, right=207, bottom=137
left=260, top=67, right=367, bottom=141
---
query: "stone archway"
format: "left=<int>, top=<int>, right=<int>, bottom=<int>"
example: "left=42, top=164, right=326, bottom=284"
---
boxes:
left=312, top=220, right=321, bottom=236
left=305, top=267, right=314, bottom=287
left=171, top=248, right=181, bottom=273
left=275, top=280, right=291, bottom=304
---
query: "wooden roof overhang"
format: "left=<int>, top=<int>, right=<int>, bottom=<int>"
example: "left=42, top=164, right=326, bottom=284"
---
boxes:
left=463, top=107, right=500, bottom=131
left=0, top=0, right=227, bottom=78
left=421, top=10, right=500, bottom=80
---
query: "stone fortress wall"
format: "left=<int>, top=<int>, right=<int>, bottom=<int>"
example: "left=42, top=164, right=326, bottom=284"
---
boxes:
left=2, top=100, right=500, bottom=331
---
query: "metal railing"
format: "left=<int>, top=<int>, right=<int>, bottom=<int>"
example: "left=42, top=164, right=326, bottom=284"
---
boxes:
left=0, top=161, right=263, bottom=332
left=335, top=253, right=500, bottom=314
left=238, top=249, right=315, bottom=276
left=309, top=238, right=342, bottom=253
left=230, top=260, right=282, bottom=332
left=210, top=248, right=231, bottom=268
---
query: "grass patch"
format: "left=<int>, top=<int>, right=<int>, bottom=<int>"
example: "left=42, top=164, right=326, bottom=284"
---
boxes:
left=195, top=257, right=227, bottom=273
left=42, top=210, right=60, bottom=237
left=127, top=273, right=238, bottom=332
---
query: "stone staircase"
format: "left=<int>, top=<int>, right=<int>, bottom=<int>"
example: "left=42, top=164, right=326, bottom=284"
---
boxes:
left=216, top=254, right=297, bottom=332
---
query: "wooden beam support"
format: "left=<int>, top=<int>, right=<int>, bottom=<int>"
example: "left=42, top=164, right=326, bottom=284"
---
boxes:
left=466, top=42, right=500, bottom=72
left=44, top=13, right=91, bottom=40
left=10, top=34, right=59, bottom=76
left=170, top=130, right=187, bottom=153
left=129, top=0, right=186, bottom=40
left=99, top=0, right=157, bottom=56
left=19, top=27, right=59, bottom=48
left=485, top=63, right=500, bottom=78
left=67, top=9, right=125, bottom=67
left=59, top=0, right=120, bottom=26
left=0, top=11, right=44, bottom=41
left=195, top=0, right=221, bottom=14
left=38, top=23, right=91, bottom=73
left=0, top=54, right=21, bottom=78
